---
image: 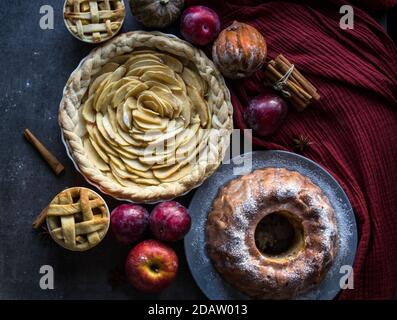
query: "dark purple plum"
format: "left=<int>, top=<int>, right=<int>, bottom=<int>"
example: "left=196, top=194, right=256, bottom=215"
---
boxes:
left=180, top=6, right=221, bottom=46
left=244, top=94, right=288, bottom=136
left=149, top=201, right=191, bottom=242
left=110, top=204, right=149, bottom=245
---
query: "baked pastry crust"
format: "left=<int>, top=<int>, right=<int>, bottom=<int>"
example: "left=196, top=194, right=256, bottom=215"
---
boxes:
left=46, top=187, right=109, bottom=251
left=59, top=31, right=233, bottom=203
left=206, top=168, right=338, bottom=299
left=63, top=0, right=125, bottom=43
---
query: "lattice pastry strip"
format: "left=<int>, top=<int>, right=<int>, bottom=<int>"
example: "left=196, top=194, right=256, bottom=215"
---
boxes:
left=59, top=190, right=76, bottom=247
left=46, top=187, right=109, bottom=251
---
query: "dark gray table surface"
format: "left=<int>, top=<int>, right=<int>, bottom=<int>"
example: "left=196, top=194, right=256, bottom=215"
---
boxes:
left=0, top=0, right=205, bottom=300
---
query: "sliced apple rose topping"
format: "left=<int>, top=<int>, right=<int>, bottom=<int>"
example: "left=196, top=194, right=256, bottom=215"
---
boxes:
left=81, top=50, right=212, bottom=187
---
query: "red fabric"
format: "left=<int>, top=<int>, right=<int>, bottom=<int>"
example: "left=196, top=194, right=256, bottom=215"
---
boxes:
left=186, top=0, right=397, bottom=299
left=351, top=0, right=397, bottom=12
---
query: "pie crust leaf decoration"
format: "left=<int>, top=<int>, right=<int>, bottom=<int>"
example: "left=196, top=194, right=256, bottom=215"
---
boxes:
left=63, top=0, right=126, bottom=43
left=59, top=32, right=233, bottom=203
left=46, top=187, right=109, bottom=251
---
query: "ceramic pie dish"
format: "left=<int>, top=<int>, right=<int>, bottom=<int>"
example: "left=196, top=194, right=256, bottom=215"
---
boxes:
left=59, top=31, right=233, bottom=203
left=63, top=0, right=126, bottom=43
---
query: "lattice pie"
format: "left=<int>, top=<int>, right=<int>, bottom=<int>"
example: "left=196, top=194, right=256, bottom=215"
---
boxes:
left=46, top=187, right=109, bottom=251
left=63, top=0, right=125, bottom=43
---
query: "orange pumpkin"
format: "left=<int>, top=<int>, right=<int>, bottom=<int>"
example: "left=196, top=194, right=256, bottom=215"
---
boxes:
left=212, top=21, right=267, bottom=79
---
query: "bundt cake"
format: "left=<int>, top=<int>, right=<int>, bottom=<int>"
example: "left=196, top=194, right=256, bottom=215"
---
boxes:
left=205, top=167, right=338, bottom=299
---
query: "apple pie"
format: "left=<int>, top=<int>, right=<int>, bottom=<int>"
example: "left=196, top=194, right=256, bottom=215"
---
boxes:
left=46, top=187, right=110, bottom=251
left=63, top=0, right=126, bottom=43
left=59, top=32, right=233, bottom=203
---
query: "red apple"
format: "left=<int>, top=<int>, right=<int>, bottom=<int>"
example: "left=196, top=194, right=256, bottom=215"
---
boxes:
left=150, top=201, right=191, bottom=242
left=110, top=204, right=149, bottom=245
left=125, top=240, right=178, bottom=293
left=180, top=6, right=221, bottom=46
left=244, top=94, right=288, bottom=136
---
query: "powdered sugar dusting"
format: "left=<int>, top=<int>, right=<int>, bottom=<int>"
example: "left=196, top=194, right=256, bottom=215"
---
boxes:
left=219, top=186, right=257, bottom=273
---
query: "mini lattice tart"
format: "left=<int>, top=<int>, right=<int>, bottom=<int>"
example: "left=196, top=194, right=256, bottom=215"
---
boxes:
left=46, top=187, right=110, bottom=251
left=59, top=32, right=233, bottom=203
left=63, top=0, right=125, bottom=43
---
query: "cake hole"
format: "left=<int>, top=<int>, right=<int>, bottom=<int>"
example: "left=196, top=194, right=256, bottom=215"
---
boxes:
left=255, top=211, right=304, bottom=258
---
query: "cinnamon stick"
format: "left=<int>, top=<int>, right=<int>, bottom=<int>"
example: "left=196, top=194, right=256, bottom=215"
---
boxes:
left=264, top=69, right=308, bottom=112
left=24, top=129, right=65, bottom=175
left=274, top=60, right=309, bottom=95
left=278, top=54, right=321, bottom=101
left=268, top=61, right=312, bottom=102
left=289, top=95, right=308, bottom=112
left=32, top=206, right=48, bottom=229
left=278, top=54, right=315, bottom=91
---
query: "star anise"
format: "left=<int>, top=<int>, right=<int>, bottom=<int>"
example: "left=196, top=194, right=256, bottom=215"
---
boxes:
left=37, top=224, right=51, bottom=241
left=293, top=135, right=313, bottom=153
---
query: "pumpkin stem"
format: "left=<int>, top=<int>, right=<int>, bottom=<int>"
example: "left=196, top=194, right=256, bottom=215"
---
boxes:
left=228, top=21, right=240, bottom=31
left=159, top=0, right=170, bottom=5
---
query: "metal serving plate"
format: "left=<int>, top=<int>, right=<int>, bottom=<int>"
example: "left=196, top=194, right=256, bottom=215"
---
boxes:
left=184, top=150, right=357, bottom=300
